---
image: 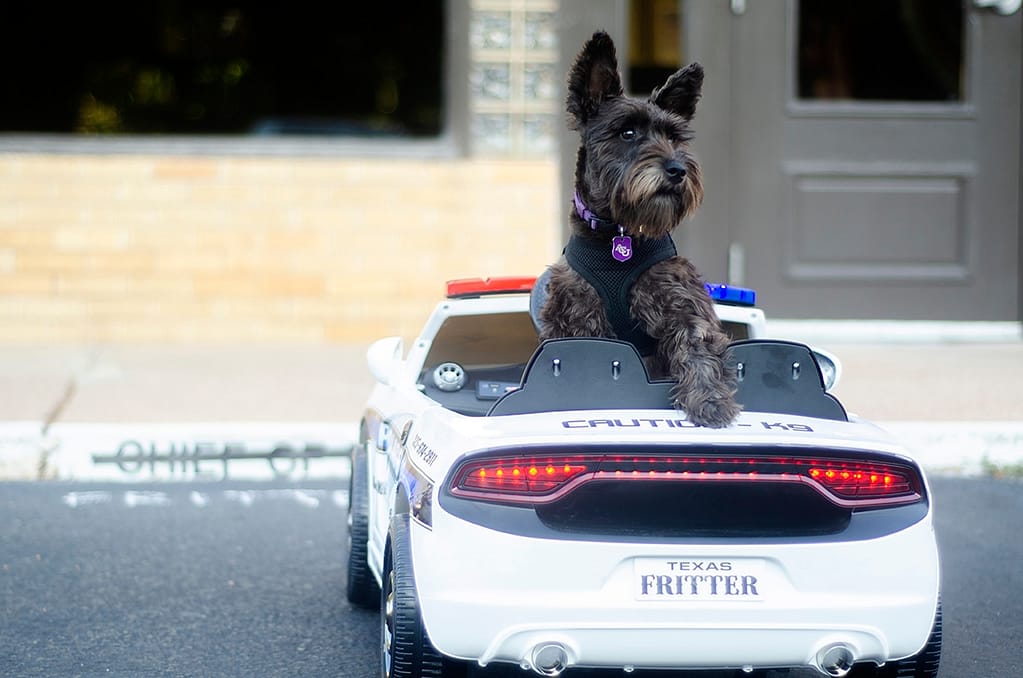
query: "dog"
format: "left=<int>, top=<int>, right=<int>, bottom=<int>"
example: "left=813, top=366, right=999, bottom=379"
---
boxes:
left=537, top=30, right=739, bottom=429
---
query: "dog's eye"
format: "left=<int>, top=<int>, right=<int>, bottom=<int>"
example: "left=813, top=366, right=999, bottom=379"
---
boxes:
left=619, top=129, right=637, bottom=141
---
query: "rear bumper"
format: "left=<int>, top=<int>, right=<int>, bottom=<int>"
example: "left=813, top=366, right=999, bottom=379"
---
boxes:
left=411, top=508, right=940, bottom=673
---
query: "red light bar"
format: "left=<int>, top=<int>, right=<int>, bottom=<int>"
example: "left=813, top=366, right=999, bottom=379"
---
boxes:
left=446, top=276, right=537, bottom=298
left=449, top=452, right=923, bottom=508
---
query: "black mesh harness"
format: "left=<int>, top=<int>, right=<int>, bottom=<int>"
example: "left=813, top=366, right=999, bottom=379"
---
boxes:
left=564, top=234, right=677, bottom=356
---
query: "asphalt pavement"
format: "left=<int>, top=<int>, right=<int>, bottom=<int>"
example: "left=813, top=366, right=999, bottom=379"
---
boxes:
left=1, top=476, right=1019, bottom=677
left=1, top=322, right=1022, bottom=481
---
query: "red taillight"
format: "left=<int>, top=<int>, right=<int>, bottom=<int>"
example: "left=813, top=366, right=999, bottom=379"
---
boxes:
left=808, top=464, right=914, bottom=498
left=449, top=452, right=923, bottom=508
left=454, top=456, right=593, bottom=497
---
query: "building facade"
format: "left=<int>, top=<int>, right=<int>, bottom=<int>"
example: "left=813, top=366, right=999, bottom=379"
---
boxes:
left=0, top=1, right=1019, bottom=345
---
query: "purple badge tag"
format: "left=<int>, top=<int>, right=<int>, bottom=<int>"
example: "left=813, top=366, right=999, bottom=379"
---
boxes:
left=612, top=235, right=633, bottom=262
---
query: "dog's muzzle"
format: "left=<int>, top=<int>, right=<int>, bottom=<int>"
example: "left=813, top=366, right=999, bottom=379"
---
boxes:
left=664, top=159, right=687, bottom=184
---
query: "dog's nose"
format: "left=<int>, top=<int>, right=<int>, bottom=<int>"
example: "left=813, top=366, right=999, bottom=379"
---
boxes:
left=664, top=159, right=687, bottom=184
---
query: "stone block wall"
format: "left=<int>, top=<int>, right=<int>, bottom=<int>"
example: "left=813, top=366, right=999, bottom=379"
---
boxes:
left=0, top=154, right=559, bottom=343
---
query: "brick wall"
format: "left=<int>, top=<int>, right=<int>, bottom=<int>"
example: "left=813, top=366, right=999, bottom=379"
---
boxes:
left=0, top=154, right=559, bottom=343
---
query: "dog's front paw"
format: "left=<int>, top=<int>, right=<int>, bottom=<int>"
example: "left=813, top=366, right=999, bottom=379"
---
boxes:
left=676, top=394, right=740, bottom=429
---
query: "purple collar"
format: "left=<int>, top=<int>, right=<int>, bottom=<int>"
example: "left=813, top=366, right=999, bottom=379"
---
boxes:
left=573, top=191, right=622, bottom=232
left=573, top=191, right=636, bottom=262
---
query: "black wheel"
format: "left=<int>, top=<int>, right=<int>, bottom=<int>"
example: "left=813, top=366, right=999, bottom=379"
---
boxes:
left=382, top=514, right=465, bottom=678
left=850, top=597, right=942, bottom=678
left=346, top=444, right=379, bottom=607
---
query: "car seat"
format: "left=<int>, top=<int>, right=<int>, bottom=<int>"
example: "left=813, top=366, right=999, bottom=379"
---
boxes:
left=728, top=339, right=847, bottom=421
left=487, top=338, right=671, bottom=416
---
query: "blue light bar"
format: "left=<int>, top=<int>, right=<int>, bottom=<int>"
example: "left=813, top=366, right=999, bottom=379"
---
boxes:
left=705, top=283, right=757, bottom=307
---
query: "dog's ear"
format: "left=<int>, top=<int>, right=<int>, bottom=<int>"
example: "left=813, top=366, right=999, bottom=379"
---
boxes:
left=650, top=62, right=704, bottom=121
left=567, top=30, right=623, bottom=128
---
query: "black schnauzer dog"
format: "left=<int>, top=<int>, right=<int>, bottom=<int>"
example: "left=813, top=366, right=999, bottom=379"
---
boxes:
left=538, top=31, right=739, bottom=428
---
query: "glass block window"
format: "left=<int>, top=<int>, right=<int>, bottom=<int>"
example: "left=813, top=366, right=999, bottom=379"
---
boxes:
left=470, top=0, right=559, bottom=156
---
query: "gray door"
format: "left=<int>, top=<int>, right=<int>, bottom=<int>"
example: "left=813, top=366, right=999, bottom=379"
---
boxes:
left=717, top=0, right=1020, bottom=320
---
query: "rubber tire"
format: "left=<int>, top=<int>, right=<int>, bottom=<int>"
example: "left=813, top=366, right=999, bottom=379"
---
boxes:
left=345, top=445, right=379, bottom=608
left=382, top=514, right=462, bottom=678
left=850, top=597, right=942, bottom=678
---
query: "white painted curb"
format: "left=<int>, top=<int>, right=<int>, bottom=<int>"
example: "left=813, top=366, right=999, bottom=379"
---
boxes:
left=3, top=421, right=358, bottom=482
left=0, top=421, right=49, bottom=480
left=4, top=420, right=1023, bottom=481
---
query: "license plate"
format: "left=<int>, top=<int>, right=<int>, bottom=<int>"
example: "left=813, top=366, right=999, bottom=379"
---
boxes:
left=633, top=558, right=766, bottom=601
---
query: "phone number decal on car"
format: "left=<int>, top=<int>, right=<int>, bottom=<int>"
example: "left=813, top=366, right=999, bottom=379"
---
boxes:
left=634, top=558, right=766, bottom=601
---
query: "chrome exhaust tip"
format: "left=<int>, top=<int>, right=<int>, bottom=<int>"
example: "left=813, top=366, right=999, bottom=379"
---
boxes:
left=530, top=643, right=569, bottom=676
left=816, top=643, right=856, bottom=677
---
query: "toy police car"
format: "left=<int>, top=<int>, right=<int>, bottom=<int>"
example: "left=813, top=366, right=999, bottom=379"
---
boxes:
left=346, top=277, right=941, bottom=678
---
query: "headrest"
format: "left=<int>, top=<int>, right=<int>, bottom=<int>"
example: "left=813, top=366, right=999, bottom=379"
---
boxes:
left=487, top=337, right=672, bottom=416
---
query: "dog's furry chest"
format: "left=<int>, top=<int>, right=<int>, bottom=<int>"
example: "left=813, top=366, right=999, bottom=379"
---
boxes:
left=563, top=233, right=677, bottom=355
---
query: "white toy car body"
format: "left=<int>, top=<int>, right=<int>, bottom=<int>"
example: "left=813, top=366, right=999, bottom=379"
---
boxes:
left=347, top=278, right=940, bottom=678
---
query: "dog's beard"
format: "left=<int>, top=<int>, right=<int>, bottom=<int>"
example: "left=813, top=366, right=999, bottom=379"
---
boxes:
left=613, top=158, right=702, bottom=239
